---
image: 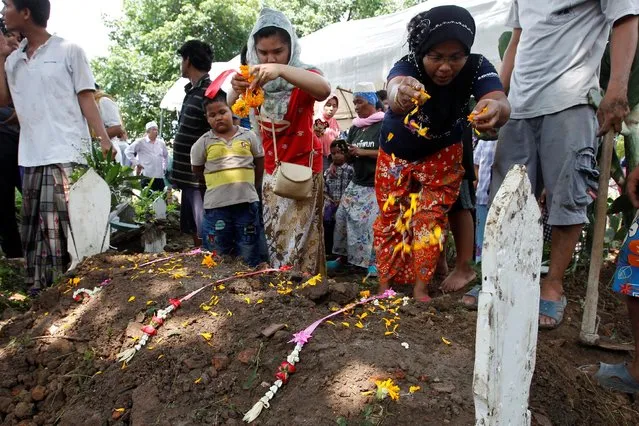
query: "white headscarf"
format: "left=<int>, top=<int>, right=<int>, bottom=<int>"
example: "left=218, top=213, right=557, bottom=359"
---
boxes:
left=246, top=8, right=320, bottom=120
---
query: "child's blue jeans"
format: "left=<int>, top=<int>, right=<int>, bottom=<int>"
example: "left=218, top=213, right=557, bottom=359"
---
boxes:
left=202, top=201, right=262, bottom=267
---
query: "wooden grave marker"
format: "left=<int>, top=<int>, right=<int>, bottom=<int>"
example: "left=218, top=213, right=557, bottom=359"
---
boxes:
left=67, top=169, right=111, bottom=270
left=473, top=165, right=543, bottom=426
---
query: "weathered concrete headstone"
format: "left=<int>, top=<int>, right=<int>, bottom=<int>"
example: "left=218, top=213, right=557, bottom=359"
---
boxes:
left=152, top=197, right=167, bottom=220
left=143, top=197, right=167, bottom=253
left=473, top=165, right=543, bottom=426
left=67, top=169, right=111, bottom=270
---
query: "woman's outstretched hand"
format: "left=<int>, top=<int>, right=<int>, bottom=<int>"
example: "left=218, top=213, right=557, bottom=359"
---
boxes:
left=471, top=98, right=502, bottom=131
left=231, top=71, right=250, bottom=94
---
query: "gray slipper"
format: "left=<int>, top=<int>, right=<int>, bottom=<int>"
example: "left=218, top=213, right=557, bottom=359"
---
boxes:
left=539, top=296, right=567, bottom=330
left=461, top=285, right=481, bottom=310
left=594, top=363, right=639, bottom=394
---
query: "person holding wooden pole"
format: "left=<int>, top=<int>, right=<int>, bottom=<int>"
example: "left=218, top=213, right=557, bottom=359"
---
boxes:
left=465, top=1, right=639, bottom=329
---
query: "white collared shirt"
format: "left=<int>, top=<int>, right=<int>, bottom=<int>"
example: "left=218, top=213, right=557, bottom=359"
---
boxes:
left=125, top=135, right=168, bottom=179
left=5, top=35, right=96, bottom=167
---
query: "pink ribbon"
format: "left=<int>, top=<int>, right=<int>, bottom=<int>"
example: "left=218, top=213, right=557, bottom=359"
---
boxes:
left=290, top=289, right=397, bottom=344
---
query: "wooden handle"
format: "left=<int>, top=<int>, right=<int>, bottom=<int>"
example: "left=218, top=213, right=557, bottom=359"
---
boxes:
left=580, top=131, right=615, bottom=344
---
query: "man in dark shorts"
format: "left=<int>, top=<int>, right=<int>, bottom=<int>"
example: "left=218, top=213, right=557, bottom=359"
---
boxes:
left=171, top=40, right=213, bottom=246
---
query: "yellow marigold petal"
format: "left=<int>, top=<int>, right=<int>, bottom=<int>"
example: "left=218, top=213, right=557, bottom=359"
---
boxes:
left=441, top=337, right=452, bottom=345
left=409, top=385, right=421, bottom=393
left=127, top=296, right=136, bottom=302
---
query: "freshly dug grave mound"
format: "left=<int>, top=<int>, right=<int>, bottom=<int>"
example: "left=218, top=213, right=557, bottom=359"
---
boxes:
left=0, top=254, right=636, bottom=425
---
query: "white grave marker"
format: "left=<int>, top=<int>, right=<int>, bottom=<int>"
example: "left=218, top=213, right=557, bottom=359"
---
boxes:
left=473, top=165, right=543, bottom=426
left=143, top=197, right=167, bottom=253
left=152, top=197, right=167, bottom=220
left=67, top=169, right=111, bottom=270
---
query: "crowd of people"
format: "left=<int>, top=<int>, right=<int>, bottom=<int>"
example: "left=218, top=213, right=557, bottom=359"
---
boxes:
left=2, top=0, right=639, bottom=396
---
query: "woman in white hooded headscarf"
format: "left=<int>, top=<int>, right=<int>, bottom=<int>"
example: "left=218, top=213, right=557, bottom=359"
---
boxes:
left=229, top=8, right=331, bottom=274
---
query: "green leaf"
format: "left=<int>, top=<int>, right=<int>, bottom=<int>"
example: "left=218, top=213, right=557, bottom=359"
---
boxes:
left=498, top=31, right=512, bottom=61
left=105, top=163, right=121, bottom=184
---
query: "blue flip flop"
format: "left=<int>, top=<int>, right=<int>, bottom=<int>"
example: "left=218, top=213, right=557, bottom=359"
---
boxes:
left=539, top=296, right=567, bottom=329
left=594, top=363, right=639, bottom=394
left=461, top=285, right=481, bottom=310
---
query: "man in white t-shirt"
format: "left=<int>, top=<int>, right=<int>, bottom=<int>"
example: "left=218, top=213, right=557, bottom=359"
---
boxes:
left=95, top=84, right=128, bottom=165
left=125, top=121, right=168, bottom=191
left=0, top=0, right=113, bottom=294
left=484, top=1, right=639, bottom=328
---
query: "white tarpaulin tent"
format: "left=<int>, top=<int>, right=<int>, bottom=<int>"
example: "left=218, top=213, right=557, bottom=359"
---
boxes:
left=160, top=59, right=240, bottom=111
left=160, top=0, right=511, bottom=114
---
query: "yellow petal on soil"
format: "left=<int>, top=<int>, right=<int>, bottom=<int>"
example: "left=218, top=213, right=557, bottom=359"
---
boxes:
left=326, top=320, right=336, bottom=326
left=146, top=300, right=155, bottom=306
left=157, top=354, right=164, bottom=360
left=355, top=321, right=364, bottom=329
left=341, top=322, right=350, bottom=328
left=244, top=297, right=251, bottom=304
left=93, top=371, right=103, bottom=376
left=114, top=408, right=126, bottom=413
left=218, top=285, right=226, bottom=290
left=256, top=299, right=264, bottom=304
left=194, top=377, right=202, bottom=384
left=441, top=337, right=452, bottom=345
left=121, top=362, right=127, bottom=370
left=226, top=310, right=233, bottom=317
left=127, top=296, right=136, bottom=302
left=358, top=312, right=368, bottom=320
left=330, top=306, right=339, bottom=312
left=359, top=290, right=371, bottom=298
left=361, top=391, right=374, bottom=396
left=200, top=305, right=211, bottom=311
left=409, top=386, right=421, bottom=394
left=387, top=132, right=394, bottom=141
left=200, top=332, right=213, bottom=341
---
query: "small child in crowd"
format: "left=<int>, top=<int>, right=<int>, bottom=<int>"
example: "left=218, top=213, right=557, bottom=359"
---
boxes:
left=324, top=139, right=354, bottom=256
left=191, top=90, right=265, bottom=267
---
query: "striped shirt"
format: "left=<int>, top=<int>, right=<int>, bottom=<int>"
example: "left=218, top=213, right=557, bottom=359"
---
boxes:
left=191, top=127, right=264, bottom=210
left=473, top=139, right=497, bottom=205
left=172, top=74, right=211, bottom=188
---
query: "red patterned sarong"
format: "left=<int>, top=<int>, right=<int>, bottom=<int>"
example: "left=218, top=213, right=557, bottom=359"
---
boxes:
left=373, top=144, right=463, bottom=285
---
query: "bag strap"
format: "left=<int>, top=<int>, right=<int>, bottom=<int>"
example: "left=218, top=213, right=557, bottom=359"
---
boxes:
left=259, top=109, right=314, bottom=168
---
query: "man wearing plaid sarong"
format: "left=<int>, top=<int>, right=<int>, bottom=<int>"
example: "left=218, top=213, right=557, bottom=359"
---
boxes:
left=0, top=0, right=112, bottom=293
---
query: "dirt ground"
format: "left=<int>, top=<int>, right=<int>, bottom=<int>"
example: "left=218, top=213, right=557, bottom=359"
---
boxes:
left=0, top=250, right=637, bottom=426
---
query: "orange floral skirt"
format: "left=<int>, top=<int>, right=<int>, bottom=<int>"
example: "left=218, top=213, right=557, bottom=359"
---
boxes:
left=373, top=144, right=463, bottom=285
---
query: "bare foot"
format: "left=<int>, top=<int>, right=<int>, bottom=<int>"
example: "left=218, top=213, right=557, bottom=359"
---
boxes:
left=539, top=278, right=564, bottom=328
left=440, top=266, right=477, bottom=293
left=413, top=281, right=430, bottom=302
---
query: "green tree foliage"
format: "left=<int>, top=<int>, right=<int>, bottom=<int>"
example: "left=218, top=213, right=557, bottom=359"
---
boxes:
left=93, top=0, right=428, bottom=137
